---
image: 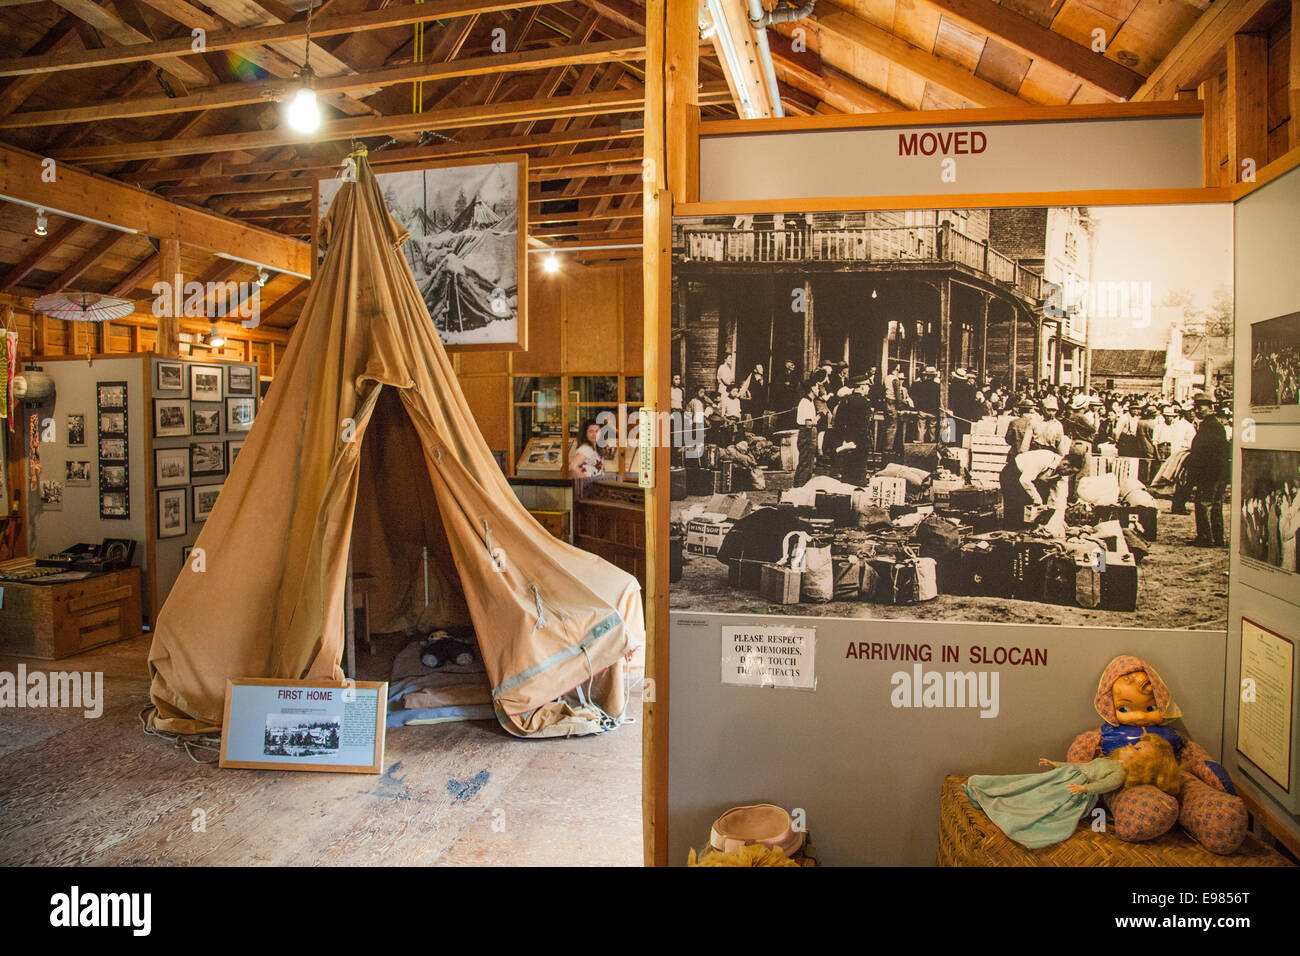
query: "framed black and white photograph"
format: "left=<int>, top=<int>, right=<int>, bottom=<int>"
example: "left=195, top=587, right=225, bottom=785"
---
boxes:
left=190, top=364, right=223, bottom=402
left=228, top=439, right=245, bottom=468
left=100, top=490, right=129, bottom=520
left=192, top=404, right=221, bottom=435
left=316, top=156, right=527, bottom=351
left=65, top=460, right=91, bottom=486
left=153, top=398, right=190, bottom=438
left=96, top=382, right=126, bottom=409
left=228, top=365, right=255, bottom=395
left=192, top=482, right=223, bottom=522
left=39, top=478, right=63, bottom=511
left=1250, top=311, right=1300, bottom=421
left=156, top=361, right=185, bottom=393
left=157, top=487, right=186, bottom=539
left=155, top=447, right=189, bottom=487
left=226, top=396, right=256, bottom=432
left=98, top=411, right=126, bottom=435
left=190, top=441, right=225, bottom=477
left=670, top=203, right=1235, bottom=631
left=66, top=413, right=85, bottom=446
left=1239, top=448, right=1300, bottom=577
left=99, top=438, right=126, bottom=460
left=101, top=463, right=128, bottom=490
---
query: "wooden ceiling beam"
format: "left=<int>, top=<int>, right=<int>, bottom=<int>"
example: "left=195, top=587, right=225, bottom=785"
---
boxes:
left=770, top=46, right=908, bottom=113
left=257, top=278, right=310, bottom=325
left=121, top=124, right=640, bottom=183
left=50, top=89, right=668, bottom=163
left=0, top=0, right=564, bottom=76
left=913, top=0, right=1143, bottom=100
left=0, top=14, right=81, bottom=119
left=0, top=143, right=311, bottom=276
left=108, top=252, right=160, bottom=297
left=0, top=219, right=95, bottom=292
left=0, top=38, right=645, bottom=128
left=1131, top=0, right=1276, bottom=101
left=809, top=5, right=1025, bottom=108
left=709, top=0, right=777, bottom=117
left=49, top=0, right=210, bottom=87
left=530, top=182, right=642, bottom=201
left=44, top=230, right=132, bottom=294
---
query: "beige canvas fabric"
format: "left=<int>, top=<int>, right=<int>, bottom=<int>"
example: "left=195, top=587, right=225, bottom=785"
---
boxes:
left=146, top=155, right=644, bottom=737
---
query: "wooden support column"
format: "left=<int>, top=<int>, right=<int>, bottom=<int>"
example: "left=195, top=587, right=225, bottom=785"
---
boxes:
left=1292, top=0, right=1300, bottom=150
left=1199, top=73, right=1222, bottom=186
left=1225, top=33, right=1268, bottom=183
left=156, top=238, right=181, bottom=358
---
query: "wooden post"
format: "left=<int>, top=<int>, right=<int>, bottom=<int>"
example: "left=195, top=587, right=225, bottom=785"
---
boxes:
left=1199, top=74, right=1221, bottom=186
left=1292, top=0, right=1300, bottom=150
left=1225, top=33, right=1268, bottom=184
left=157, top=238, right=181, bottom=358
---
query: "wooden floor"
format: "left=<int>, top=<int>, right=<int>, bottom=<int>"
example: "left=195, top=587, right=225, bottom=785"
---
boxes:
left=0, top=635, right=643, bottom=866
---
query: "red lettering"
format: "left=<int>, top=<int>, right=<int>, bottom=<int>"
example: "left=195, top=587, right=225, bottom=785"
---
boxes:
left=919, top=132, right=937, bottom=155
left=971, top=130, right=987, bottom=154
left=899, top=132, right=919, bottom=156
left=954, top=131, right=968, bottom=154
left=937, top=131, right=954, bottom=153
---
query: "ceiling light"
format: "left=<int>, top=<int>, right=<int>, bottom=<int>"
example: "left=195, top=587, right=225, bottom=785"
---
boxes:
left=256, top=269, right=270, bottom=287
left=207, top=325, right=225, bottom=349
left=286, top=68, right=320, bottom=134
left=543, top=253, right=560, bottom=274
left=34, top=208, right=47, bottom=236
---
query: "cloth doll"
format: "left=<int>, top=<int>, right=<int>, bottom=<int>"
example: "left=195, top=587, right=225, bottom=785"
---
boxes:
left=1067, top=655, right=1247, bottom=854
left=965, top=734, right=1180, bottom=849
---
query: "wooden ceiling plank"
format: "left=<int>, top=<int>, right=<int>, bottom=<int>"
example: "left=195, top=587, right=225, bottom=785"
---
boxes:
left=44, top=230, right=131, bottom=293
left=1131, top=0, right=1275, bottom=100
left=918, top=0, right=1142, bottom=98
left=770, top=46, right=910, bottom=112
left=49, top=0, right=210, bottom=86
left=0, top=219, right=93, bottom=292
left=812, top=4, right=1027, bottom=106
left=0, top=143, right=310, bottom=275
left=0, top=14, right=82, bottom=119
left=108, top=251, right=160, bottom=297
left=0, top=38, right=645, bottom=128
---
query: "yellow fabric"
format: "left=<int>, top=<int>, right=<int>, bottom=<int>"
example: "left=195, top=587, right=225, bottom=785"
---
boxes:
left=146, top=156, right=644, bottom=737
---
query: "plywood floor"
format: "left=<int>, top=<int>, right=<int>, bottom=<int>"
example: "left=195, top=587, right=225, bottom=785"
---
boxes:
left=0, top=635, right=643, bottom=866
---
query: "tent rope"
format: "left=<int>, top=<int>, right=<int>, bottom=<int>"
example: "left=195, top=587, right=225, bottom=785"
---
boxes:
left=531, top=585, right=546, bottom=629
left=139, top=707, right=222, bottom=764
left=578, top=646, right=621, bottom=732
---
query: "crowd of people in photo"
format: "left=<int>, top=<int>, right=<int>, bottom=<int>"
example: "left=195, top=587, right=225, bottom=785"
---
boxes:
left=1240, top=477, right=1300, bottom=572
left=1251, top=339, right=1300, bottom=406
left=673, top=350, right=1235, bottom=548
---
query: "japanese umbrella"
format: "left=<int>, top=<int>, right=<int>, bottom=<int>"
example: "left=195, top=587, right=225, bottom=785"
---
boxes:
left=31, top=291, right=135, bottom=323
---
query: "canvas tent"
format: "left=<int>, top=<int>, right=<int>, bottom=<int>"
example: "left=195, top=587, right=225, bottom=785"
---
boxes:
left=145, top=153, right=644, bottom=738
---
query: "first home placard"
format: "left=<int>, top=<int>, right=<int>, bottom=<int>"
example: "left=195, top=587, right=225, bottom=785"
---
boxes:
left=219, top=678, right=387, bottom=773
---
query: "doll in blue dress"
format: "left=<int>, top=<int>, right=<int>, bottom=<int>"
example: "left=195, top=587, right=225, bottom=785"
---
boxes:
left=963, top=733, right=1181, bottom=849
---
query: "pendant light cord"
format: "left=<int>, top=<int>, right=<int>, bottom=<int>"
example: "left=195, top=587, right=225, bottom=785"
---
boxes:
left=304, top=0, right=314, bottom=74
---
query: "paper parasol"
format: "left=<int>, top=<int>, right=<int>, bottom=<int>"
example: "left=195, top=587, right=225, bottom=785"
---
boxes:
left=32, top=290, right=136, bottom=323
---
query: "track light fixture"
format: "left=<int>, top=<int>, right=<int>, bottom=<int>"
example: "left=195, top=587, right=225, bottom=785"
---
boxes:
left=34, top=207, right=48, bottom=236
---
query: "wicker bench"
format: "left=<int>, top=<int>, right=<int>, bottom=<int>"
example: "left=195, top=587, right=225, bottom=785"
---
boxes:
left=938, top=775, right=1292, bottom=867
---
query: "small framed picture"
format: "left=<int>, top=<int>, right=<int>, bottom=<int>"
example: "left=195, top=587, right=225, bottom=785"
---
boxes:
left=100, top=490, right=129, bottom=520
left=227, top=439, right=245, bottom=468
left=39, top=478, right=63, bottom=511
left=191, top=365, right=223, bottom=402
left=66, top=414, right=86, bottom=446
left=157, top=487, right=186, bottom=538
left=155, top=447, right=189, bottom=487
left=99, top=438, right=127, bottom=460
left=97, top=382, right=127, bottom=409
left=228, top=365, right=255, bottom=395
left=181, top=545, right=194, bottom=567
left=98, top=410, right=126, bottom=435
left=190, top=441, right=225, bottom=477
left=156, top=361, right=185, bottom=393
left=101, top=463, right=129, bottom=490
left=192, top=404, right=222, bottom=435
left=154, top=398, right=190, bottom=438
left=192, top=482, right=223, bottom=522
left=226, top=396, right=256, bottom=432
left=65, top=460, right=92, bottom=486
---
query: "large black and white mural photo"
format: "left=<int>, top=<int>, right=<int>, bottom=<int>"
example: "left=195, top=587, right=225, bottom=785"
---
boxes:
left=320, top=158, right=524, bottom=348
left=669, top=204, right=1235, bottom=630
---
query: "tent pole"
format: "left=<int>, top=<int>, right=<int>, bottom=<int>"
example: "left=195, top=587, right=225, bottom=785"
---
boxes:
left=345, top=546, right=356, bottom=680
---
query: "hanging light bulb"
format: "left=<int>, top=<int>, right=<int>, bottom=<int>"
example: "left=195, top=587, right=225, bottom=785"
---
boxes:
left=543, top=252, right=560, bottom=274
left=34, top=208, right=48, bottom=236
left=284, top=1, right=320, bottom=134
left=207, top=325, right=225, bottom=349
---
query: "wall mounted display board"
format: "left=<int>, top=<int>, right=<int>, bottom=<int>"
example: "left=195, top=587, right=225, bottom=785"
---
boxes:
left=219, top=678, right=387, bottom=773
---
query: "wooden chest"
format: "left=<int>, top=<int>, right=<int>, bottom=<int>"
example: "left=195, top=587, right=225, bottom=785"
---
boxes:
left=528, top=509, right=571, bottom=541
left=0, top=566, right=143, bottom=660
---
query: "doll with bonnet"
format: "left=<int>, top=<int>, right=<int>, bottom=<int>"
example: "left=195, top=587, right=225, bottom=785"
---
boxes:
left=1066, top=655, right=1247, bottom=854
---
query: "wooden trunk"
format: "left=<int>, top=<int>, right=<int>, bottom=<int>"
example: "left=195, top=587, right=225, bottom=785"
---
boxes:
left=0, top=567, right=143, bottom=660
